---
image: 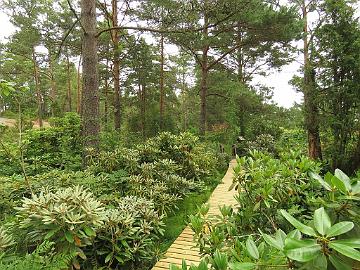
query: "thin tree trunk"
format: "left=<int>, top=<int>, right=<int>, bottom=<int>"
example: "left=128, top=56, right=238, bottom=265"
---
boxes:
left=48, top=50, right=57, bottom=116
left=66, top=51, right=72, bottom=112
left=77, top=55, right=82, bottom=114
left=81, top=0, right=100, bottom=165
left=302, top=1, right=322, bottom=160
left=199, top=1, right=209, bottom=138
left=104, top=58, right=109, bottom=126
left=159, top=34, right=165, bottom=131
left=32, top=48, right=43, bottom=128
left=111, top=0, right=121, bottom=131
left=237, top=23, right=244, bottom=83
left=138, top=82, right=145, bottom=139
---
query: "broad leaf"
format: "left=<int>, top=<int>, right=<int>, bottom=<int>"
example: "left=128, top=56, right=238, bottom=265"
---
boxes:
left=329, top=242, right=360, bottom=261
left=64, top=231, right=74, bottom=243
left=314, top=207, right=331, bottom=235
left=331, top=175, right=347, bottom=194
left=262, top=233, right=283, bottom=251
left=280, top=210, right=317, bottom=236
left=326, top=222, right=354, bottom=237
left=334, top=169, right=352, bottom=192
left=310, top=172, right=332, bottom=191
left=329, top=255, right=352, bottom=270
left=83, top=226, right=96, bottom=237
left=304, top=254, right=327, bottom=270
left=332, top=239, right=360, bottom=248
left=351, top=181, right=360, bottom=195
left=287, top=229, right=301, bottom=240
left=105, top=252, right=113, bottom=263
left=246, top=237, right=259, bottom=260
left=284, top=238, right=321, bottom=262
left=285, top=238, right=317, bottom=249
left=276, top=229, right=287, bottom=243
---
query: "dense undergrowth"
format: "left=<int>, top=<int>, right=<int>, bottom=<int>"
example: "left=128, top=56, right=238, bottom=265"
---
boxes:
left=174, top=133, right=360, bottom=270
left=0, top=114, right=230, bottom=270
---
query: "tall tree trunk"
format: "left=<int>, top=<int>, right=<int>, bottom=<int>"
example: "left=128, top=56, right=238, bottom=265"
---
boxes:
left=182, top=73, right=187, bottom=131
left=66, top=51, right=72, bottom=112
left=199, top=1, right=209, bottom=138
left=159, top=34, right=165, bottom=131
left=111, top=0, right=121, bottom=131
left=138, top=82, right=146, bottom=139
left=104, top=58, right=109, bottom=126
left=48, top=49, right=57, bottom=116
left=77, top=55, right=82, bottom=114
left=32, top=48, right=43, bottom=128
left=81, top=0, right=100, bottom=165
left=237, top=24, right=244, bottom=83
left=302, top=1, right=322, bottom=160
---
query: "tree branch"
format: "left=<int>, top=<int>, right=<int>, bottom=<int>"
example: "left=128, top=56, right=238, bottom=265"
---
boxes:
left=207, top=42, right=244, bottom=70
left=56, top=17, right=80, bottom=59
left=67, top=0, right=85, bottom=33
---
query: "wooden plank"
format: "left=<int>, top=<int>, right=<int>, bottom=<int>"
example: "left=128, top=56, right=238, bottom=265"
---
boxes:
left=167, top=247, right=201, bottom=256
left=151, top=160, right=236, bottom=270
left=165, top=252, right=201, bottom=262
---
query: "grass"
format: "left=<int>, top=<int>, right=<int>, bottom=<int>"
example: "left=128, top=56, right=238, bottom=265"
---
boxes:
left=159, top=169, right=227, bottom=252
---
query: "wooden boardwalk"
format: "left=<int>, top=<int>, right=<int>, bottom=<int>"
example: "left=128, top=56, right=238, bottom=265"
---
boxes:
left=152, top=160, right=238, bottom=270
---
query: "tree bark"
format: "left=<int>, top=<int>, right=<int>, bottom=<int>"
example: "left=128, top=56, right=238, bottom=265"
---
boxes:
left=111, top=0, right=121, bottom=131
left=138, top=81, right=146, bottom=139
left=77, top=55, right=82, bottom=114
left=32, top=48, right=43, bottom=128
left=66, top=51, right=72, bottom=112
left=48, top=49, right=57, bottom=116
left=199, top=1, right=209, bottom=138
left=302, top=1, right=322, bottom=160
left=104, top=58, right=109, bottom=125
left=81, top=0, right=100, bottom=165
left=159, top=34, right=165, bottom=131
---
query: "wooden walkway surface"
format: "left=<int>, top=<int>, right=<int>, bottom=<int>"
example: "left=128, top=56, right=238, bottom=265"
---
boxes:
left=152, top=160, right=238, bottom=270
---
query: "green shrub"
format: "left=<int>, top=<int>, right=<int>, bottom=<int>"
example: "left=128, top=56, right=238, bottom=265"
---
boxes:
left=91, top=196, right=164, bottom=268
left=14, top=186, right=105, bottom=265
left=24, top=113, right=82, bottom=173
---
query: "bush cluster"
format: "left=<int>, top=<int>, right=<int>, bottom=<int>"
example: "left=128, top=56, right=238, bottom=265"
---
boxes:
left=0, top=125, right=224, bottom=269
left=183, top=149, right=360, bottom=270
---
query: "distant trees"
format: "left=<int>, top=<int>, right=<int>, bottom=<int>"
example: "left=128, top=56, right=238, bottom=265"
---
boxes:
left=314, top=0, right=360, bottom=171
left=1, top=0, right=358, bottom=172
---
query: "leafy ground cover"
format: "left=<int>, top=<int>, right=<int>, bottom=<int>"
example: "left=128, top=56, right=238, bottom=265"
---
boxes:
left=0, top=118, right=229, bottom=270
left=175, top=141, right=360, bottom=270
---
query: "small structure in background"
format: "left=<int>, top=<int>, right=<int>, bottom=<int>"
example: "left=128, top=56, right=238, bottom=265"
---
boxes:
left=232, top=136, right=246, bottom=157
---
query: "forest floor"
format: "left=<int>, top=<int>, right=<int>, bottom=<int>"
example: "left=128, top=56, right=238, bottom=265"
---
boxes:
left=152, top=159, right=238, bottom=269
left=0, top=117, right=50, bottom=128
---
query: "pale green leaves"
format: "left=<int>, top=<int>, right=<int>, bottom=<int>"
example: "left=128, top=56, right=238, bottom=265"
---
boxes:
left=326, top=222, right=354, bottom=238
left=284, top=238, right=321, bottom=262
left=310, top=169, right=360, bottom=196
left=280, top=209, right=317, bottom=236
left=281, top=208, right=354, bottom=238
left=0, top=80, right=15, bottom=97
left=313, top=207, right=331, bottom=236
left=246, top=236, right=259, bottom=260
